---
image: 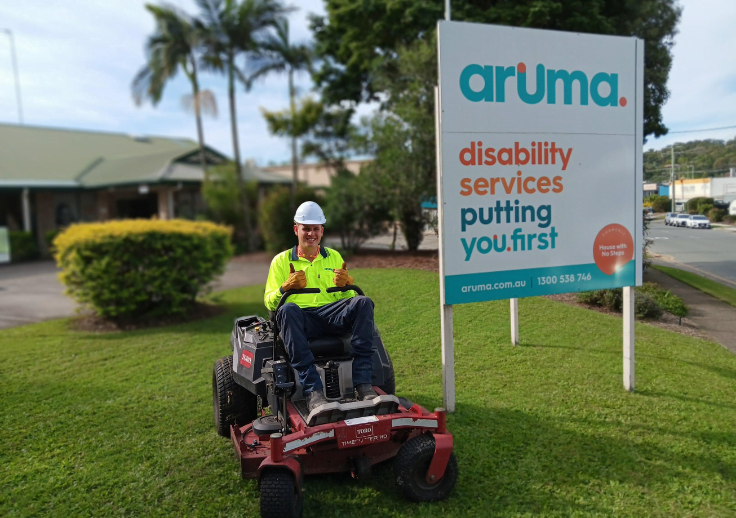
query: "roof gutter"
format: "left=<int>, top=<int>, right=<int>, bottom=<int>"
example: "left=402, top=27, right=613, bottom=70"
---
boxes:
left=0, top=179, right=80, bottom=188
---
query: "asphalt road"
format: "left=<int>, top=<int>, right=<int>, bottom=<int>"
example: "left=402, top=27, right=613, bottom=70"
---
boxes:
left=648, top=219, right=736, bottom=288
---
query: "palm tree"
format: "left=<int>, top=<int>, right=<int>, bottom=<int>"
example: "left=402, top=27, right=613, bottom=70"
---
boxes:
left=196, top=0, right=288, bottom=251
left=248, top=18, right=312, bottom=201
left=132, top=4, right=214, bottom=179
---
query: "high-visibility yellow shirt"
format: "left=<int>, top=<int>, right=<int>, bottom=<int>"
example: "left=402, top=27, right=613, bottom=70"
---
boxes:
left=264, top=246, right=355, bottom=311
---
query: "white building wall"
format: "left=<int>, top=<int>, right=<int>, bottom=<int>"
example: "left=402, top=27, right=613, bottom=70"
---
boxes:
left=711, top=177, right=736, bottom=203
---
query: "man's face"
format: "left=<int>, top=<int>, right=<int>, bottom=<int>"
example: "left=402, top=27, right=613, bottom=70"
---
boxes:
left=294, top=223, right=324, bottom=250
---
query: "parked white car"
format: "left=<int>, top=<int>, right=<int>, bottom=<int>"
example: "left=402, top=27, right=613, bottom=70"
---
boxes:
left=675, top=214, right=690, bottom=227
left=664, top=212, right=676, bottom=225
left=686, top=215, right=711, bottom=229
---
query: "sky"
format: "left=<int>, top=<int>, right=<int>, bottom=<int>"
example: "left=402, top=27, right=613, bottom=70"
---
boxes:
left=0, top=0, right=733, bottom=165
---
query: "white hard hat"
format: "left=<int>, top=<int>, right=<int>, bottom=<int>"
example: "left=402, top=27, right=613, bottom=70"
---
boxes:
left=294, top=201, right=326, bottom=225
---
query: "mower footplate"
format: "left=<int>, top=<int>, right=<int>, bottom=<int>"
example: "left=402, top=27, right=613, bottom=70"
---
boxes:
left=297, top=394, right=400, bottom=426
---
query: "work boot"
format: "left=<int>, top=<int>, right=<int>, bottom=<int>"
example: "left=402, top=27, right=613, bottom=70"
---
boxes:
left=355, top=384, right=378, bottom=401
left=306, top=390, right=328, bottom=412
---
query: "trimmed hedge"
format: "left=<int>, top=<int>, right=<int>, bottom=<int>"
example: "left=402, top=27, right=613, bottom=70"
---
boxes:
left=698, top=204, right=713, bottom=216
left=54, top=220, right=233, bottom=319
left=686, top=197, right=714, bottom=214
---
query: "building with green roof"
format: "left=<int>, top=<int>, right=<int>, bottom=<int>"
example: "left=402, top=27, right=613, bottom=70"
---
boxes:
left=0, top=123, right=290, bottom=256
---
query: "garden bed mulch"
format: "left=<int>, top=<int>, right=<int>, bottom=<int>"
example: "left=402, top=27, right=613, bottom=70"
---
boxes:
left=544, top=292, right=708, bottom=340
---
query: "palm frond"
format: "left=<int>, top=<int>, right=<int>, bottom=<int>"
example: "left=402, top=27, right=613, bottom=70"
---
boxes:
left=181, top=89, right=219, bottom=118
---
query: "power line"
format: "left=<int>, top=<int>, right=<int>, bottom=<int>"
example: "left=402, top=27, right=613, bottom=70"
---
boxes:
left=668, top=124, right=736, bottom=134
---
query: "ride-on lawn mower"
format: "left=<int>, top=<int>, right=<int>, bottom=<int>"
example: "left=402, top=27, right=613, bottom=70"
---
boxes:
left=213, top=285, right=458, bottom=517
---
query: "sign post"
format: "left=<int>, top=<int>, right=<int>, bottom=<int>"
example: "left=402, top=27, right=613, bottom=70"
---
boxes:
left=437, top=21, right=643, bottom=401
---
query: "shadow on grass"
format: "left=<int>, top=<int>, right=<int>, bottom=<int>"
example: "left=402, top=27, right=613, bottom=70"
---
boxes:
left=519, top=342, right=618, bottom=356
left=686, top=362, right=736, bottom=382
left=69, top=300, right=267, bottom=341
left=285, top=402, right=736, bottom=517
left=638, top=388, right=736, bottom=412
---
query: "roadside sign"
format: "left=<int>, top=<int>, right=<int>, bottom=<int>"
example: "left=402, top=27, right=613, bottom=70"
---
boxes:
left=438, top=21, right=643, bottom=305
left=0, top=227, right=9, bottom=263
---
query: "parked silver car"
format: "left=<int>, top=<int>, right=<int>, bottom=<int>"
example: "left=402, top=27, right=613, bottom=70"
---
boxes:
left=675, top=214, right=690, bottom=227
left=686, top=215, right=711, bottom=229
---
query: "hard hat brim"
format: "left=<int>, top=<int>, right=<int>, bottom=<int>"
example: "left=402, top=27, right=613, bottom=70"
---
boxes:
left=294, top=218, right=326, bottom=225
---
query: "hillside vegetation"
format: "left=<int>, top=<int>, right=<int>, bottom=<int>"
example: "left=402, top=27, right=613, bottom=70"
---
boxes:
left=645, top=136, right=736, bottom=182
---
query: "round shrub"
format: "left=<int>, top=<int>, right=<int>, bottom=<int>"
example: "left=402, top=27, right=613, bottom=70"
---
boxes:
left=259, top=186, right=322, bottom=254
left=635, top=293, right=663, bottom=319
left=708, top=208, right=726, bottom=222
left=54, top=220, right=233, bottom=319
left=602, top=288, right=623, bottom=312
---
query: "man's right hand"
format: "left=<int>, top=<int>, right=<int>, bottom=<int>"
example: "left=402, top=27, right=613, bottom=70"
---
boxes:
left=281, top=263, right=307, bottom=292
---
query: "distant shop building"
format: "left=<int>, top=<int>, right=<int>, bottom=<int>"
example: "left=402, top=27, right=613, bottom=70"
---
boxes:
left=262, top=159, right=372, bottom=188
left=0, top=123, right=289, bottom=255
left=643, top=182, right=659, bottom=197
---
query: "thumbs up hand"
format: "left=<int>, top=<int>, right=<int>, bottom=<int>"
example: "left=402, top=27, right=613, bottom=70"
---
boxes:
left=282, top=262, right=307, bottom=291
left=333, top=261, right=354, bottom=288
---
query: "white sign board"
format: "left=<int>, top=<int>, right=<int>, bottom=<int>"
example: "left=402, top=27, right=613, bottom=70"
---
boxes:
left=0, top=227, right=9, bottom=263
left=438, top=21, right=643, bottom=305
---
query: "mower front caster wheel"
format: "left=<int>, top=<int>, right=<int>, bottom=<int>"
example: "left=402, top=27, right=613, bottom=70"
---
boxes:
left=260, top=469, right=303, bottom=518
left=394, top=435, right=458, bottom=502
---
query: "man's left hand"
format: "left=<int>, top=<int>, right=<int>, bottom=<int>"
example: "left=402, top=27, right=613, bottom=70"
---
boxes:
left=333, top=261, right=354, bottom=287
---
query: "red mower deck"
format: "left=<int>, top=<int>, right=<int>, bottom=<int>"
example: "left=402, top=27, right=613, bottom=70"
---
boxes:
left=231, top=397, right=453, bottom=488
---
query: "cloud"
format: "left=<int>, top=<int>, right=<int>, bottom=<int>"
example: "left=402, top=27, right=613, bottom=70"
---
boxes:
left=1, top=0, right=733, bottom=161
left=644, top=0, right=736, bottom=150
left=0, top=0, right=325, bottom=163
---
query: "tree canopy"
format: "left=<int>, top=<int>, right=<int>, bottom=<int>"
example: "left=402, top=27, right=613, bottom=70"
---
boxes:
left=311, top=0, right=681, bottom=138
left=644, top=137, right=736, bottom=182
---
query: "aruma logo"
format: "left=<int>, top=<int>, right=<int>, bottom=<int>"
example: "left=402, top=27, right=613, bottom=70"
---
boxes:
left=459, top=62, right=627, bottom=107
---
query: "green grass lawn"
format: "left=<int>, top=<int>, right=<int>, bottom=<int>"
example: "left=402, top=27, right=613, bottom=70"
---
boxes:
left=2, top=268, right=736, bottom=517
left=652, top=264, right=736, bottom=309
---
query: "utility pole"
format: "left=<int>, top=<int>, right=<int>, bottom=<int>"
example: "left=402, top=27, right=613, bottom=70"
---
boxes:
left=1, top=29, right=24, bottom=124
left=666, top=144, right=682, bottom=212
left=670, top=144, right=675, bottom=211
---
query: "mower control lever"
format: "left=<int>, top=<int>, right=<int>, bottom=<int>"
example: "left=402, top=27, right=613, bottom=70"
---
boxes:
left=275, top=288, right=321, bottom=313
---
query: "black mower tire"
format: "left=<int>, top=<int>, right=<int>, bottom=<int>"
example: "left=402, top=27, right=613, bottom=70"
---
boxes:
left=212, top=355, right=257, bottom=438
left=394, top=434, right=458, bottom=502
left=379, top=349, right=396, bottom=395
left=260, top=469, right=303, bottom=518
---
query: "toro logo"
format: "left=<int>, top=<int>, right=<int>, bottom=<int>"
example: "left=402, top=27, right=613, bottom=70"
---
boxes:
left=239, top=350, right=254, bottom=369
left=459, top=62, right=626, bottom=107
left=356, top=426, right=373, bottom=437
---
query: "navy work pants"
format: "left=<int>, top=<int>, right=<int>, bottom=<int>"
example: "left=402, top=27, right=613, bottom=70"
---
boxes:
left=276, top=296, right=375, bottom=396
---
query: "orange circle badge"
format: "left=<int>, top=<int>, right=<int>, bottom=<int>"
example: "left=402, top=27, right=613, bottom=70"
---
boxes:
left=593, top=224, right=634, bottom=275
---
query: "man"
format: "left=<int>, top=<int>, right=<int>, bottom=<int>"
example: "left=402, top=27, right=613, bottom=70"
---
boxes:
left=264, top=201, right=378, bottom=411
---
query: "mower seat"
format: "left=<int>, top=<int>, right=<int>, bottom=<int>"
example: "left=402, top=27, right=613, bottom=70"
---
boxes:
left=308, top=333, right=353, bottom=357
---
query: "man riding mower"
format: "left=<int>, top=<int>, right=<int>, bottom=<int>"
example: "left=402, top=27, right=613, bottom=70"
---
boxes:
left=212, top=201, right=458, bottom=518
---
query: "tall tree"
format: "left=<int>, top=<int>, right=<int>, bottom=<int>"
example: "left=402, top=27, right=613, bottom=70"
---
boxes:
left=249, top=18, right=313, bottom=202
left=196, top=0, right=288, bottom=251
left=261, top=97, right=356, bottom=174
left=359, top=36, right=437, bottom=250
left=133, top=4, right=213, bottom=178
left=311, top=0, right=681, bottom=139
